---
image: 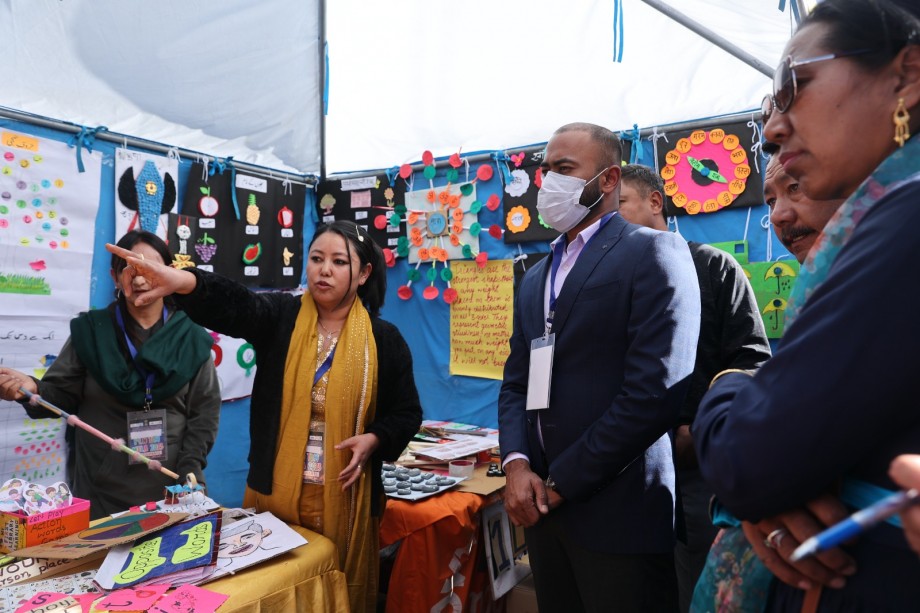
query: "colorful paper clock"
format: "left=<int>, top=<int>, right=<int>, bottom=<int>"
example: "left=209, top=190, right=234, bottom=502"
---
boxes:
left=660, top=129, right=751, bottom=215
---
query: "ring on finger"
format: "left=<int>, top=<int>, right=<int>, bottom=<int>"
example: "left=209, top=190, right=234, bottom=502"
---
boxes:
left=764, top=528, right=788, bottom=550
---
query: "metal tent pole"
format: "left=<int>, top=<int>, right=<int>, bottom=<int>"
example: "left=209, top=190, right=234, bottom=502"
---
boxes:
left=639, top=0, right=775, bottom=78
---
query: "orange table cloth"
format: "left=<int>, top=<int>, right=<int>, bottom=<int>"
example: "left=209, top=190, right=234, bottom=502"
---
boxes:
left=380, top=491, right=500, bottom=613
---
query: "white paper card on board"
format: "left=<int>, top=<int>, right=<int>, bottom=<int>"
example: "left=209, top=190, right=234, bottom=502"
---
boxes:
left=340, top=176, right=376, bottom=191
left=235, top=174, right=268, bottom=193
left=526, top=334, right=554, bottom=411
left=199, top=218, right=216, bottom=229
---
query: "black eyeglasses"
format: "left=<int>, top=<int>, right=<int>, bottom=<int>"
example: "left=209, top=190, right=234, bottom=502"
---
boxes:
left=761, top=49, right=876, bottom=124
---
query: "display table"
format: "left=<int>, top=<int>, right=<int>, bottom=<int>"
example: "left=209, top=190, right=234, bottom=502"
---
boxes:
left=24, top=523, right=349, bottom=612
left=379, top=464, right=505, bottom=613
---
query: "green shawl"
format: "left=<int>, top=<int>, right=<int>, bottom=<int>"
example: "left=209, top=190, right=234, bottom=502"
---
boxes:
left=70, top=303, right=214, bottom=407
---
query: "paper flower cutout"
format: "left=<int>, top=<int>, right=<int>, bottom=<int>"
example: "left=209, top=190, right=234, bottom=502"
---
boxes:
left=486, top=194, right=501, bottom=211
left=449, top=152, right=462, bottom=168
left=476, top=164, right=494, bottom=181
left=506, top=206, right=531, bottom=233
left=505, top=169, right=531, bottom=198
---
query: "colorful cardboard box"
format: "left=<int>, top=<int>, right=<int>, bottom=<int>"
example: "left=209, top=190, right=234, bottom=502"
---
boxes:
left=0, top=498, right=90, bottom=554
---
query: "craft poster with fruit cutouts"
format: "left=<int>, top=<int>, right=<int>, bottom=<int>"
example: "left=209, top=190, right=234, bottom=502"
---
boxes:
left=315, top=172, right=407, bottom=251
left=0, top=130, right=100, bottom=317
left=114, top=149, right=178, bottom=242
left=657, top=121, right=765, bottom=216
left=181, top=163, right=304, bottom=288
left=742, top=259, right=799, bottom=338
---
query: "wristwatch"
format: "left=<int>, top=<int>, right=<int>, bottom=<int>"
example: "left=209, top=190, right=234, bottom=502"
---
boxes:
left=544, top=475, right=557, bottom=491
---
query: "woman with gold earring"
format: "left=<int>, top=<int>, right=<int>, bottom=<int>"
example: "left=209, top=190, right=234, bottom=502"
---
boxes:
left=694, top=0, right=920, bottom=610
left=107, top=220, right=422, bottom=613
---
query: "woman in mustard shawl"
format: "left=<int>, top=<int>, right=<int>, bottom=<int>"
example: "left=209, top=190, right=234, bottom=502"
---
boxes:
left=107, top=221, right=422, bottom=613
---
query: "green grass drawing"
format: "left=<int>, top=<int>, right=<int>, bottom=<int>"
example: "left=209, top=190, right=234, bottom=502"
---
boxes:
left=0, top=272, right=51, bottom=295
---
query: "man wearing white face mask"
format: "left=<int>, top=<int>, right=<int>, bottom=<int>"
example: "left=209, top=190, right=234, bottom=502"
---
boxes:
left=498, top=123, right=701, bottom=613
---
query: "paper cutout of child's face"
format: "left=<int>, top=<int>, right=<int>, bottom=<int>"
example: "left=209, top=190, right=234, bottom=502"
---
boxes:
left=217, top=522, right=272, bottom=559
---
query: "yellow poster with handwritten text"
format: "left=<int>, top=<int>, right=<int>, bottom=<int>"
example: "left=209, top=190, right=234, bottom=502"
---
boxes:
left=449, top=260, right=514, bottom=380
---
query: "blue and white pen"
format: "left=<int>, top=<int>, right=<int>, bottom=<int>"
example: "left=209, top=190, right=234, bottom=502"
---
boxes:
left=791, top=488, right=920, bottom=562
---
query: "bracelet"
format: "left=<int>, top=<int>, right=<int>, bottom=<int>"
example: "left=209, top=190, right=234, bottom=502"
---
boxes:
left=708, top=368, right=754, bottom=389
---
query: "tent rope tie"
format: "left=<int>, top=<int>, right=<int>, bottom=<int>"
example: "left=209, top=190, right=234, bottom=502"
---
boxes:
left=282, top=177, right=293, bottom=196
left=612, top=0, right=625, bottom=62
left=748, top=115, right=766, bottom=173
left=385, top=165, right=399, bottom=187
left=166, top=146, right=181, bottom=162
left=68, top=125, right=108, bottom=173
left=209, top=156, right=240, bottom=220
left=491, top=151, right=513, bottom=188
left=647, top=126, right=669, bottom=172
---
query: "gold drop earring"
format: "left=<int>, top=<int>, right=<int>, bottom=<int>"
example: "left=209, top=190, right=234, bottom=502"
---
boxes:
left=894, top=97, right=911, bottom=147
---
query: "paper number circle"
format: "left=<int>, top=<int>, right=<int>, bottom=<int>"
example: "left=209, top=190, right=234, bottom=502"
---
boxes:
left=661, top=129, right=750, bottom=215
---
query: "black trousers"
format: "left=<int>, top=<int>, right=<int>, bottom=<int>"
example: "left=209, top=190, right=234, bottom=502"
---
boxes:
left=525, top=511, right=678, bottom=613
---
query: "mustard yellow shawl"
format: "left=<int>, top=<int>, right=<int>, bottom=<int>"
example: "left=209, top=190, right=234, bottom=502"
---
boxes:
left=244, top=293, right=378, bottom=613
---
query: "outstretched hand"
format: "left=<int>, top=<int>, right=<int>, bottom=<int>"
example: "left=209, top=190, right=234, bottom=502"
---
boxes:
left=105, top=243, right=197, bottom=306
left=0, top=368, right=37, bottom=402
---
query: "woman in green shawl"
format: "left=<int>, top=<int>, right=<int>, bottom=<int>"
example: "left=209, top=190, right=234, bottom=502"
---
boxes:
left=0, top=230, right=221, bottom=520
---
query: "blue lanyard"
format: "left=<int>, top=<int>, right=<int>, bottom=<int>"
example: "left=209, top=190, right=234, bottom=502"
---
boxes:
left=313, top=343, right=337, bottom=386
left=546, top=212, right=615, bottom=331
left=115, top=304, right=168, bottom=409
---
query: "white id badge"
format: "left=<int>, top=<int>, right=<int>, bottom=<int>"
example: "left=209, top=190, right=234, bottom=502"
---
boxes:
left=526, top=334, right=555, bottom=411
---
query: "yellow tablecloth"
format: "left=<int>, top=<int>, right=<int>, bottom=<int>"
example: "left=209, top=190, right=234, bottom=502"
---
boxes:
left=205, top=524, right=348, bottom=612
left=26, top=523, right=349, bottom=613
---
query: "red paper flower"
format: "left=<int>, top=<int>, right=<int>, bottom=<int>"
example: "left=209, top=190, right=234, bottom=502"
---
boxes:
left=398, top=285, right=413, bottom=300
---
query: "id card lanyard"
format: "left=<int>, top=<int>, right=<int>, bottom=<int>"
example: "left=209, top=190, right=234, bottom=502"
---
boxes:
left=526, top=213, right=614, bottom=411
left=305, top=339, right=338, bottom=485
left=116, top=304, right=169, bottom=463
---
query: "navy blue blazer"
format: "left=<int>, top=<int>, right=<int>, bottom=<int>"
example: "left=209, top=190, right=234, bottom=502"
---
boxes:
left=498, top=213, right=700, bottom=554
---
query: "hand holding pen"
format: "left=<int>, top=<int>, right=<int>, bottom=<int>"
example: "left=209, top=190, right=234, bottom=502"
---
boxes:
left=791, top=487, right=920, bottom=562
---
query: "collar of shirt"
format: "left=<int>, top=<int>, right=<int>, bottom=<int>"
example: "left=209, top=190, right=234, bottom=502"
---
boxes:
left=545, top=212, right=617, bottom=319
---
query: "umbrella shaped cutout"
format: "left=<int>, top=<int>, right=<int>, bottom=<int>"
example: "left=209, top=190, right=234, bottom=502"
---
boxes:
left=762, top=297, right=788, bottom=332
left=764, top=261, right=797, bottom=294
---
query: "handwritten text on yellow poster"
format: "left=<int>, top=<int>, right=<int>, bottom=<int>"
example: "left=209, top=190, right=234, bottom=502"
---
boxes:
left=449, top=260, right=514, bottom=380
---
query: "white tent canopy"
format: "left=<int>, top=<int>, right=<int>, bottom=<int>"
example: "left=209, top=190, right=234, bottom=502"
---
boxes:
left=326, top=0, right=798, bottom=173
left=1, top=0, right=323, bottom=174
left=2, top=0, right=799, bottom=176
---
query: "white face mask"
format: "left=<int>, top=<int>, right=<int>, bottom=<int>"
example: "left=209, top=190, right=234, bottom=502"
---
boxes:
left=536, top=169, right=606, bottom=233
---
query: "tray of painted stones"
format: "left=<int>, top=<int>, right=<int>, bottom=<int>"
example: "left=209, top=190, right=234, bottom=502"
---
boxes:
left=381, top=463, right=467, bottom=501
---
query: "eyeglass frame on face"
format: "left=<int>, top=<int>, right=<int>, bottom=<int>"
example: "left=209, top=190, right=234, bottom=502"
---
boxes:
left=761, top=48, right=877, bottom=124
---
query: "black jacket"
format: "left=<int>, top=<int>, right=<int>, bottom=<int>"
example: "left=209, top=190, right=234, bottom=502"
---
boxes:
left=176, top=268, right=422, bottom=515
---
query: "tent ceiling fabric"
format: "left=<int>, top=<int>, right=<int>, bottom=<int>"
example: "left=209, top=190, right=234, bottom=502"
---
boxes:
left=1, top=0, right=322, bottom=174
left=2, top=0, right=795, bottom=177
left=324, top=0, right=796, bottom=173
